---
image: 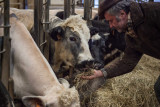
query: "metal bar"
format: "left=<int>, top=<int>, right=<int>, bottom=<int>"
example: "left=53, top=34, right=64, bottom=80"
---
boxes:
left=71, top=0, right=75, bottom=15
left=45, top=0, right=50, bottom=31
left=0, top=80, right=14, bottom=107
left=0, top=25, right=11, bottom=28
left=43, top=0, right=50, bottom=61
left=1, top=1, right=15, bottom=106
left=34, top=0, right=43, bottom=51
left=84, top=0, right=92, bottom=26
left=41, top=22, right=50, bottom=24
left=0, top=37, right=3, bottom=80
left=1, top=36, right=10, bottom=93
left=23, top=0, right=28, bottom=9
left=84, top=0, right=90, bottom=21
left=0, top=49, right=6, bottom=54
left=90, top=0, right=94, bottom=18
left=40, top=40, right=47, bottom=47
left=64, top=0, right=71, bottom=19
left=34, top=0, right=40, bottom=46
left=39, top=0, right=43, bottom=52
left=1, top=0, right=10, bottom=90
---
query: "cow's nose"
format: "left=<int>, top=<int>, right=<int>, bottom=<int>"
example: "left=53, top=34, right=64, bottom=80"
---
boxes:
left=88, top=60, right=104, bottom=69
left=76, top=60, right=104, bottom=70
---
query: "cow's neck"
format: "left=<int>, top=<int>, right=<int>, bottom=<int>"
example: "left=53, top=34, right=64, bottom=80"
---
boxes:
left=10, top=17, right=60, bottom=96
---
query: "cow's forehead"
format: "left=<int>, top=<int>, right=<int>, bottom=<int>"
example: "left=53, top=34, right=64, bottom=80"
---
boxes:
left=58, top=15, right=90, bottom=40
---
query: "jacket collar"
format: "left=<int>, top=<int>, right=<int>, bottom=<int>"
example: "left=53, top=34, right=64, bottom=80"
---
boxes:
left=125, top=13, right=137, bottom=38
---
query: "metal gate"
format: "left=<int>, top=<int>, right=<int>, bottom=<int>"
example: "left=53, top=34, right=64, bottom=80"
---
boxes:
left=34, top=0, right=50, bottom=61
left=0, top=0, right=14, bottom=106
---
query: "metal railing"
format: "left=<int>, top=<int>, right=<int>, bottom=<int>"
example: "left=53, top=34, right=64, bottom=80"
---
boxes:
left=0, top=0, right=14, bottom=106
left=34, top=0, right=50, bottom=60
left=84, top=0, right=94, bottom=26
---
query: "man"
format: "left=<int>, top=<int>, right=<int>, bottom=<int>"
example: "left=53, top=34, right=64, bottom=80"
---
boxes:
left=82, top=0, right=160, bottom=103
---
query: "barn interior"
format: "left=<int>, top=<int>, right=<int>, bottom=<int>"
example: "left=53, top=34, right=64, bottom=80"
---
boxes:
left=0, top=0, right=160, bottom=107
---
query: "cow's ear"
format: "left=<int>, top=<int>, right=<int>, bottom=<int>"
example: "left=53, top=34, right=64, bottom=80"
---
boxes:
left=49, top=26, right=64, bottom=41
left=22, top=96, right=45, bottom=107
left=89, top=27, right=99, bottom=37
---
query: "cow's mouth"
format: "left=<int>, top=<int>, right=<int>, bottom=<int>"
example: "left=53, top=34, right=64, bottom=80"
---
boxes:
left=75, top=60, right=104, bottom=70
left=55, top=60, right=104, bottom=87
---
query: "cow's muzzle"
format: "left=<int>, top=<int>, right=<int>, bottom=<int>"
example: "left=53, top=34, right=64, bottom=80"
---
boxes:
left=75, top=60, right=104, bottom=70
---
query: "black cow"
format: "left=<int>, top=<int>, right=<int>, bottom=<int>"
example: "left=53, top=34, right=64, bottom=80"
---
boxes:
left=55, top=11, right=126, bottom=68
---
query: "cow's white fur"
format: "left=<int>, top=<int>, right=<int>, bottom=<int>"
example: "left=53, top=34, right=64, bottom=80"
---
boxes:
left=56, top=15, right=93, bottom=63
left=10, top=8, right=63, bottom=31
left=10, top=8, right=98, bottom=31
left=91, top=33, right=101, bottom=41
left=9, top=15, right=80, bottom=107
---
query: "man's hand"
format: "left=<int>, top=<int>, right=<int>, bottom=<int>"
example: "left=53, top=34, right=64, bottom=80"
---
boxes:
left=81, top=70, right=104, bottom=80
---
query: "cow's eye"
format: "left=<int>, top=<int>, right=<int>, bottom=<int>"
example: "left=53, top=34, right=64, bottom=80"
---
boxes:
left=69, top=37, right=76, bottom=41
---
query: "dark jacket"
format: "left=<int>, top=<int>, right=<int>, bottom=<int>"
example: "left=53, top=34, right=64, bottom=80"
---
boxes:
left=105, top=2, right=160, bottom=78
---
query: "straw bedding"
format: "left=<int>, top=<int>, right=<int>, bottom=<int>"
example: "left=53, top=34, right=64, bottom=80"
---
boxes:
left=87, top=55, right=160, bottom=107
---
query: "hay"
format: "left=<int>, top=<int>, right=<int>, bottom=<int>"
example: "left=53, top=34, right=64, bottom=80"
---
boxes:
left=88, top=55, right=160, bottom=107
left=72, top=69, right=95, bottom=106
left=74, top=69, right=94, bottom=89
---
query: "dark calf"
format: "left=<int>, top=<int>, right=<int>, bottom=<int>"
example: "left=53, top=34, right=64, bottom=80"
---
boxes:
left=154, top=76, right=160, bottom=103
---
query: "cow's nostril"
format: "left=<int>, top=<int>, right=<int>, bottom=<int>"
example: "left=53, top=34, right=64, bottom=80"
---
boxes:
left=75, top=60, right=104, bottom=70
left=91, top=60, right=104, bottom=69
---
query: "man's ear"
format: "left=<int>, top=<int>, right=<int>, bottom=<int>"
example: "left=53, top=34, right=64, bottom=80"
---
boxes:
left=49, top=26, right=64, bottom=41
left=22, top=96, right=45, bottom=107
left=120, top=10, right=127, bottom=17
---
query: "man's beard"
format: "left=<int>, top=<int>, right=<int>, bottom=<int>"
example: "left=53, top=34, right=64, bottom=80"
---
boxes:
left=115, top=16, right=127, bottom=33
left=117, top=29, right=123, bottom=33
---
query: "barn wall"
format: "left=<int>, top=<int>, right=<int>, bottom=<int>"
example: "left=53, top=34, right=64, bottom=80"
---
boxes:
left=10, top=0, right=23, bottom=9
left=50, top=0, right=79, bottom=6
left=27, top=0, right=34, bottom=9
left=51, top=0, right=64, bottom=5
left=10, top=0, right=34, bottom=9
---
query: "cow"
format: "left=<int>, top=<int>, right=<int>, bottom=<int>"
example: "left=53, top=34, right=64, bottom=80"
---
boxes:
left=10, top=8, right=104, bottom=87
left=10, top=8, right=107, bottom=102
left=89, top=16, right=126, bottom=66
left=0, top=13, right=80, bottom=107
left=10, top=8, right=97, bottom=32
left=48, top=15, right=96, bottom=75
left=55, top=11, right=124, bottom=67
left=48, top=15, right=107, bottom=106
left=10, top=8, right=61, bottom=31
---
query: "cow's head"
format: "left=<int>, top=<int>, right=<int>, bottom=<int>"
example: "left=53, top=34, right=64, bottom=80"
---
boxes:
left=22, top=79, right=80, bottom=107
left=49, top=15, right=94, bottom=73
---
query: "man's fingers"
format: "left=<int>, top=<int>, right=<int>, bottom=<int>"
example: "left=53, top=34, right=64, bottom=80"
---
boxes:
left=81, top=75, right=95, bottom=80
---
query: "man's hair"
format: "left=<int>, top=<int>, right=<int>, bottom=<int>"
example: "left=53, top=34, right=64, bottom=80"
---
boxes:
left=107, top=0, right=133, bottom=16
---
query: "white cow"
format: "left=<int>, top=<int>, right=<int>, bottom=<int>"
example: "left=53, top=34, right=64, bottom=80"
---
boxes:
left=48, top=15, right=94, bottom=73
left=10, top=8, right=98, bottom=31
left=6, top=13, right=80, bottom=107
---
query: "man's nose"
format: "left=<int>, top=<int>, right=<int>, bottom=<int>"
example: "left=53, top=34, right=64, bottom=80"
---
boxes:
left=109, top=23, right=113, bottom=29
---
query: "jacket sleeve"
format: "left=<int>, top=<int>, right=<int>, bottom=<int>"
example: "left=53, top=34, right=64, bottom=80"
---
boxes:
left=104, top=45, right=143, bottom=79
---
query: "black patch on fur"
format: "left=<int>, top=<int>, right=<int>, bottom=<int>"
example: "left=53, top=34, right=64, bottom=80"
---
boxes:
left=10, top=13, right=18, bottom=19
left=64, top=27, right=82, bottom=62
left=49, top=26, right=64, bottom=41
left=55, top=11, right=77, bottom=20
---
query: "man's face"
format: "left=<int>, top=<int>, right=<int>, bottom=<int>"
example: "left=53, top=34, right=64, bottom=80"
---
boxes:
left=104, top=10, right=128, bottom=32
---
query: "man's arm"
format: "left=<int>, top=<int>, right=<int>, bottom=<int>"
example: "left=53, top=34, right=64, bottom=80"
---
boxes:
left=103, top=46, right=142, bottom=79
left=82, top=46, right=143, bottom=79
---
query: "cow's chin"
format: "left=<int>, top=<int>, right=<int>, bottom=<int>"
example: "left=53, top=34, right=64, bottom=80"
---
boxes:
left=56, top=65, right=74, bottom=78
